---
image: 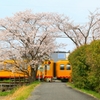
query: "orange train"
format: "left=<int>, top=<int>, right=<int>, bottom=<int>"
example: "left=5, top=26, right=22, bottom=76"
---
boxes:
left=0, top=60, right=72, bottom=82
left=0, top=60, right=30, bottom=79
left=36, top=60, right=72, bottom=82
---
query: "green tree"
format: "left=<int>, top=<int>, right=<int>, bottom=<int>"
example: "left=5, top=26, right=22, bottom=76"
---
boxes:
left=69, top=45, right=90, bottom=89
left=69, top=40, right=100, bottom=93
left=86, top=40, right=100, bottom=92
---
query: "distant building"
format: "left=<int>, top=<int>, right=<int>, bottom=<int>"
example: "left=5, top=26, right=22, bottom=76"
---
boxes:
left=50, top=51, right=70, bottom=62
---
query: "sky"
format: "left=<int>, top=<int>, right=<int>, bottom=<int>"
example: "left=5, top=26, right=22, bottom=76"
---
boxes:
left=0, top=0, right=100, bottom=52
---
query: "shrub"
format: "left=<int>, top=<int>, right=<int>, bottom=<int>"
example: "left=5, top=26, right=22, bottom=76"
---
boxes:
left=69, top=40, right=100, bottom=93
left=69, top=45, right=89, bottom=89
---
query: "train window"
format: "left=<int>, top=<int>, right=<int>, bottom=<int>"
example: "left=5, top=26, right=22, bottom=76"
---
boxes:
left=60, top=64, right=64, bottom=70
left=66, top=64, right=71, bottom=70
left=45, top=65, right=50, bottom=70
left=38, top=65, right=44, bottom=71
left=38, top=65, right=42, bottom=70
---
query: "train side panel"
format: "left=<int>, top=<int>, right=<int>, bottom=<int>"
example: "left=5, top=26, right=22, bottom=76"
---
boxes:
left=0, top=60, right=30, bottom=80
left=0, top=70, right=28, bottom=79
left=56, top=60, right=72, bottom=82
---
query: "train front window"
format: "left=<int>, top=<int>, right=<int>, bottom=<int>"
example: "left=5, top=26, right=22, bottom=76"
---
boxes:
left=45, top=65, right=50, bottom=70
left=38, top=65, right=42, bottom=70
left=60, top=64, right=64, bottom=70
left=66, top=64, right=71, bottom=70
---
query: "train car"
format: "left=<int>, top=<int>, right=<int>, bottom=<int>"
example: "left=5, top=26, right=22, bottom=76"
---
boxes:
left=0, top=70, right=28, bottom=79
left=43, top=60, right=54, bottom=82
left=56, top=60, right=72, bottom=82
left=36, top=60, right=54, bottom=82
left=36, top=64, right=44, bottom=80
left=36, top=60, right=72, bottom=82
left=0, top=60, right=29, bottom=80
left=0, top=59, right=72, bottom=82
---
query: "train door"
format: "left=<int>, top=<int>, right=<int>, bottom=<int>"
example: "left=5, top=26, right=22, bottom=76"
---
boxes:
left=53, top=62, right=56, bottom=78
left=44, top=64, right=47, bottom=76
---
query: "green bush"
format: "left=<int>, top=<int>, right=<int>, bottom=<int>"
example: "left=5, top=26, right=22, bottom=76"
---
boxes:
left=86, top=40, right=100, bottom=92
left=69, top=45, right=89, bottom=89
left=69, top=40, right=100, bottom=93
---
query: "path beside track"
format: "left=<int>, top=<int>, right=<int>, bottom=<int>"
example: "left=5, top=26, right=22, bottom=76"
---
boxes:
left=27, top=82, right=97, bottom=100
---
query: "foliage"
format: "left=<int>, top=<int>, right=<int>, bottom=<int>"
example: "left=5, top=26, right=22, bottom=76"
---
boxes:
left=86, top=40, right=100, bottom=92
left=69, top=45, right=89, bottom=89
left=68, top=40, right=100, bottom=93
left=0, top=11, right=66, bottom=81
left=55, top=9, right=100, bottom=48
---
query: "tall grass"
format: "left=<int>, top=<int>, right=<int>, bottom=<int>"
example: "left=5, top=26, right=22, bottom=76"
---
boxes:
left=4, top=81, right=40, bottom=100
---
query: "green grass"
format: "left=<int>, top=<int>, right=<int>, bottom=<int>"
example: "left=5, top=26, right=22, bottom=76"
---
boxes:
left=0, top=90, right=14, bottom=96
left=67, top=82, right=100, bottom=100
left=4, top=81, right=40, bottom=100
left=15, top=81, right=40, bottom=100
left=0, top=79, right=12, bottom=82
left=0, top=87, right=17, bottom=96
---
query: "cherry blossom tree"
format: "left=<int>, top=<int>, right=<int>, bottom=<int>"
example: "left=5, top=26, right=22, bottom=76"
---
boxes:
left=1, top=9, right=100, bottom=81
left=52, top=9, right=100, bottom=48
left=0, top=10, right=66, bottom=81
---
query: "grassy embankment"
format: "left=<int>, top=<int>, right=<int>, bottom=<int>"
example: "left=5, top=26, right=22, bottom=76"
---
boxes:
left=0, top=81, right=40, bottom=100
left=67, top=82, right=100, bottom=100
